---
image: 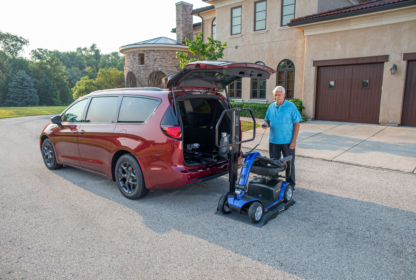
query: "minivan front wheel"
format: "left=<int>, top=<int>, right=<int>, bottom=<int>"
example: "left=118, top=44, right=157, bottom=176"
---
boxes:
left=41, top=139, right=63, bottom=170
left=115, top=155, right=149, bottom=199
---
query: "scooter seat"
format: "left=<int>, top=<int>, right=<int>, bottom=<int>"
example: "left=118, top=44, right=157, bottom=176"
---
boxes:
left=250, top=163, right=285, bottom=177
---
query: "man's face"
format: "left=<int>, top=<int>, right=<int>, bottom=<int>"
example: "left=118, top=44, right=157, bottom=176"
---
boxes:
left=274, top=90, right=285, bottom=104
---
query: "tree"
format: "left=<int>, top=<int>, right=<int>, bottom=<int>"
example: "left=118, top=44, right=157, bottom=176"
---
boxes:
left=72, top=76, right=99, bottom=100
left=30, top=48, right=73, bottom=105
left=5, top=70, right=39, bottom=106
left=99, top=52, right=124, bottom=71
left=95, top=68, right=124, bottom=89
left=176, top=32, right=227, bottom=68
left=66, top=67, right=82, bottom=88
left=38, top=77, right=60, bottom=106
left=72, top=68, right=124, bottom=99
left=0, top=31, right=29, bottom=58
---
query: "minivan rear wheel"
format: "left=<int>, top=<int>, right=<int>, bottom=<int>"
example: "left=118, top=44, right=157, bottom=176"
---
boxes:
left=115, top=154, right=149, bottom=199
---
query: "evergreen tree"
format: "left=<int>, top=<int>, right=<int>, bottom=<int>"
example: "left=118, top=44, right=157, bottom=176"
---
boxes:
left=38, top=77, right=60, bottom=106
left=5, top=70, right=39, bottom=106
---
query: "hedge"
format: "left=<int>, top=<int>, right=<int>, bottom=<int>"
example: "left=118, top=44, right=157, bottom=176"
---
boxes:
left=231, top=99, right=307, bottom=122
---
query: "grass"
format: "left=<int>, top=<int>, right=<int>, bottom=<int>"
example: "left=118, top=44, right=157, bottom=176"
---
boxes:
left=0, top=106, right=67, bottom=119
left=241, top=121, right=260, bottom=132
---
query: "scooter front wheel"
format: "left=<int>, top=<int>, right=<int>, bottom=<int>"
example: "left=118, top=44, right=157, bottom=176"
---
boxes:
left=218, top=195, right=230, bottom=214
left=248, top=202, right=263, bottom=224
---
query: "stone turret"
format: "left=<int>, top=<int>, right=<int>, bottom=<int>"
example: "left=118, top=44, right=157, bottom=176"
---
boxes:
left=176, top=1, right=193, bottom=45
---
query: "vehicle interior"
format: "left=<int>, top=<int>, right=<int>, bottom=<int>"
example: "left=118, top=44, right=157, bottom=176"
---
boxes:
left=176, top=94, right=232, bottom=166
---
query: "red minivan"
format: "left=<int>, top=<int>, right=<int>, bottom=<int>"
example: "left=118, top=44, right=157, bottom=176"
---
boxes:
left=40, top=61, right=275, bottom=199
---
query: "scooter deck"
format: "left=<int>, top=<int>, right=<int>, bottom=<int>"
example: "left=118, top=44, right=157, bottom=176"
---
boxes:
left=215, top=199, right=296, bottom=228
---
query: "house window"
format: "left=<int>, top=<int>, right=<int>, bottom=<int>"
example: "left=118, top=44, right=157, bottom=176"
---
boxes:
left=255, top=1, right=267, bottom=31
left=251, top=61, right=266, bottom=99
left=212, top=18, right=216, bottom=39
left=277, top=59, right=295, bottom=99
left=229, top=78, right=242, bottom=98
left=139, top=53, right=145, bottom=65
left=281, top=0, right=295, bottom=26
left=231, top=7, right=242, bottom=35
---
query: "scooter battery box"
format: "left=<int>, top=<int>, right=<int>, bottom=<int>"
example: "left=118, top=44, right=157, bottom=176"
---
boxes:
left=248, top=178, right=283, bottom=201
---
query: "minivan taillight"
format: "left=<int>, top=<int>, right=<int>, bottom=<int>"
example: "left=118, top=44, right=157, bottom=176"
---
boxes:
left=161, top=106, right=181, bottom=139
left=162, top=126, right=181, bottom=139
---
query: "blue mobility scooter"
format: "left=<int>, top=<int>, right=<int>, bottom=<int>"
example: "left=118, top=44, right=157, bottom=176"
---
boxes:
left=215, top=108, right=294, bottom=224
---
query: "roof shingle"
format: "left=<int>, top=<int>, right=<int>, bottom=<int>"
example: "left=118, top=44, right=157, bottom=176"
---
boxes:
left=288, top=0, right=416, bottom=26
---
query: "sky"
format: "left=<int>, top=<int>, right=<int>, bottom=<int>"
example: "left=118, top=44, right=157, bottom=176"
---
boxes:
left=0, top=0, right=209, bottom=57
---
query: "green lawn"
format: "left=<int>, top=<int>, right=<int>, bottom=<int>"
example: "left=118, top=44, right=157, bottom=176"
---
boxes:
left=241, top=121, right=260, bottom=132
left=0, top=106, right=67, bottom=119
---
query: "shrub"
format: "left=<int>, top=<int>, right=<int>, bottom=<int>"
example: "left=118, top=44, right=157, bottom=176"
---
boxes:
left=231, top=98, right=306, bottom=122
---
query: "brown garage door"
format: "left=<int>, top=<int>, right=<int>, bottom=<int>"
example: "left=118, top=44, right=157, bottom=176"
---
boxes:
left=315, top=63, right=384, bottom=124
left=401, top=61, right=416, bottom=127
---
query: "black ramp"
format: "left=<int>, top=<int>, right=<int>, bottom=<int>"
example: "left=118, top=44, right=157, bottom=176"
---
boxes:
left=215, top=200, right=296, bottom=228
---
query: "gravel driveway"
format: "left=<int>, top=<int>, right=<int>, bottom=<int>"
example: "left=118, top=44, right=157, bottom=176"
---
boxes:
left=0, top=115, right=415, bottom=279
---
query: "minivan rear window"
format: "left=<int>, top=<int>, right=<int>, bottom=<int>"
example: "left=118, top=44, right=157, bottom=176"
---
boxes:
left=118, top=97, right=160, bottom=123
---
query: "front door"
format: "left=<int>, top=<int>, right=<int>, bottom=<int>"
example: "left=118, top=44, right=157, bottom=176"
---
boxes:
left=401, top=61, right=416, bottom=127
left=78, top=96, right=120, bottom=174
left=54, top=98, right=89, bottom=166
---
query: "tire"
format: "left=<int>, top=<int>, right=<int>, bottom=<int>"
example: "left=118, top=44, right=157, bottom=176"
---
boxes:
left=218, top=195, right=230, bottom=214
left=41, top=139, right=63, bottom=170
left=283, top=185, right=293, bottom=203
left=248, top=202, right=263, bottom=224
left=115, top=154, right=149, bottom=200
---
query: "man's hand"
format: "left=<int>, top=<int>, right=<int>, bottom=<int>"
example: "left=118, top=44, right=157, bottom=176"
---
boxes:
left=262, top=122, right=269, bottom=129
left=289, top=141, right=296, bottom=150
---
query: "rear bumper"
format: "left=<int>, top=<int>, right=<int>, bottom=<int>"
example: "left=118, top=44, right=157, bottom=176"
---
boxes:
left=142, top=157, right=243, bottom=189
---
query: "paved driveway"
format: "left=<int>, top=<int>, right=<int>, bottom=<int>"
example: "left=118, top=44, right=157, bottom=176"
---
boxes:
left=1, top=116, right=415, bottom=279
left=242, top=118, right=416, bottom=173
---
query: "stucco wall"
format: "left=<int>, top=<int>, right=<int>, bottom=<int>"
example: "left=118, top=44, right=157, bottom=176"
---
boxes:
left=206, top=0, right=313, bottom=103
left=302, top=20, right=416, bottom=124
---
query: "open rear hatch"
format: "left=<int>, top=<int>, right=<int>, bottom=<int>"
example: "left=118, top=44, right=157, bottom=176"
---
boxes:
left=167, top=61, right=275, bottom=166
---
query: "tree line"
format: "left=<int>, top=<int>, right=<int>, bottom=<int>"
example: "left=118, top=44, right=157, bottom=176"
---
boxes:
left=0, top=31, right=124, bottom=107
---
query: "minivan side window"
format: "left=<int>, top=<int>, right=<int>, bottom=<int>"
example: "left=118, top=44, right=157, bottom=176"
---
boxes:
left=118, top=97, right=160, bottom=123
left=62, top=99, right=89, bottom=123
left=85, top=97, right=118, bottom=123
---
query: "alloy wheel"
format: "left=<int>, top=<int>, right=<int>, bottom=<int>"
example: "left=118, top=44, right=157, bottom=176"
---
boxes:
left=118, top=162, right=138, bottom=194
left=43, top=143, right=54, bottom=167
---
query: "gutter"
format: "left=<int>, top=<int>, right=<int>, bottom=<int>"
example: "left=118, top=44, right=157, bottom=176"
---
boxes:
left=288, top=0, right=416, bottom=27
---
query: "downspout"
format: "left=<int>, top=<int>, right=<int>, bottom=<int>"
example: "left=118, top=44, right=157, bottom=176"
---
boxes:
left=196, top=12, right=204, bottom=41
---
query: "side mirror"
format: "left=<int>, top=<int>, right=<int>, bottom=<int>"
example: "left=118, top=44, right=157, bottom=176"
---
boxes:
left=51, top=115, right=62, bottom=124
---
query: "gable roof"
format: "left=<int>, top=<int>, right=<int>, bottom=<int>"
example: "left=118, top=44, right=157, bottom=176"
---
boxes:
left=121, top=37, right=181, bottom=47
left=288, top=0, right=416, bottom=26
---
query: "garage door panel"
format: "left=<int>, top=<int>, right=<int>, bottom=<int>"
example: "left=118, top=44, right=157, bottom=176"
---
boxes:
left=401, top=61, right=416, bottom=127
left=349, top=64, right=383, bottom=123
left=316, top=63, right=383, bottom=124
left=316, top=66, right=351, bottom=121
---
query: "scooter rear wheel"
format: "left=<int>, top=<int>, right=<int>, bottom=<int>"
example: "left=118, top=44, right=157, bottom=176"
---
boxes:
left=248, top=202, right=263, bottom=224
left=218, top=195, right=230, bottom=214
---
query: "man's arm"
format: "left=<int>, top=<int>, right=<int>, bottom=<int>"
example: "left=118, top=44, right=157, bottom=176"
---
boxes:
left=290, top=122, right=300, bottom=150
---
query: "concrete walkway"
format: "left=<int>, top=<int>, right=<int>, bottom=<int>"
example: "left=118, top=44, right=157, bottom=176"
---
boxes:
left=241, top=117, right=416, bottom=173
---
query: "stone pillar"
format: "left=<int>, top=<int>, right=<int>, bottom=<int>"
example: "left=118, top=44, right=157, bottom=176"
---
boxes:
left=176, top=1, right=193, bottom=45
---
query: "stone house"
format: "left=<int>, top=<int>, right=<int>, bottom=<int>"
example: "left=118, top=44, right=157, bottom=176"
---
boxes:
left=180, top=0, right=416, bottom=126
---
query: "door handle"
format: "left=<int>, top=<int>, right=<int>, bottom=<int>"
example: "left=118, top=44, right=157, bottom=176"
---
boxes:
left=79, top=130, right=85, bottom=135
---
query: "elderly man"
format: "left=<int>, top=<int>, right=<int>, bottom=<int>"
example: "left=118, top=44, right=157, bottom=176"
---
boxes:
left=262, top=86, right=301, bottom=190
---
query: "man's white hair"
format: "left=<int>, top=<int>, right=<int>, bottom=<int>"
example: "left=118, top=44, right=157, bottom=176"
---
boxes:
left=273, top=86, right=286, bottom=95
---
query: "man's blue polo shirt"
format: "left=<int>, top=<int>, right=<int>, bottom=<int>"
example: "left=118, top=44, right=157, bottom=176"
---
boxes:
left=264, top=100, right=302, bottom=144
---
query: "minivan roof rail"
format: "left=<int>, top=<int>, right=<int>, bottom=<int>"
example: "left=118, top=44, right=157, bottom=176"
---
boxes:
left=90, top=87, right=166, bottom=94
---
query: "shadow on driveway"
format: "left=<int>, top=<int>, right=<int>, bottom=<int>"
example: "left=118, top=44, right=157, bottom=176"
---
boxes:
left=53, top=165, right=416, bottom=280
